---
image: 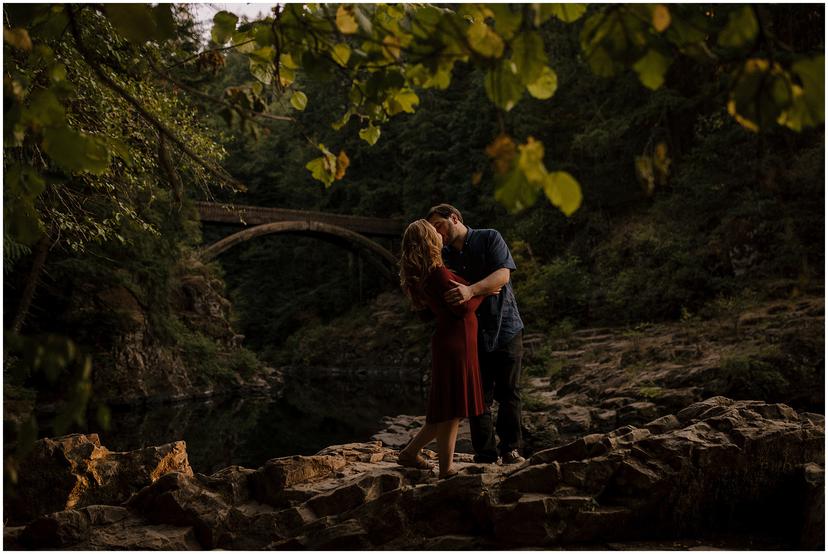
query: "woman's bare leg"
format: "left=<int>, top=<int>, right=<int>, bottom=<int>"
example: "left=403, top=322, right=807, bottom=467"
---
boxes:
left=400, top=422, right=439, bottom=459
left=436, top=418, right=461, bottom=476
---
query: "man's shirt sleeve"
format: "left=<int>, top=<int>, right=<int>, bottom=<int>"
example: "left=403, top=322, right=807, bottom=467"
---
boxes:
left=486, top=230, right=517, bottom=273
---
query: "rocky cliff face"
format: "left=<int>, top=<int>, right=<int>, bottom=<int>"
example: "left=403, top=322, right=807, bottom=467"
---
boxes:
left=5, top=397, right=823, bottom=550
left=76, top=257, right=272, bottom=405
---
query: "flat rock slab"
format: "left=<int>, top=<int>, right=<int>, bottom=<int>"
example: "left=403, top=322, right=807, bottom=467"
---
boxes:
left=10, top=397, right=824, bottom=550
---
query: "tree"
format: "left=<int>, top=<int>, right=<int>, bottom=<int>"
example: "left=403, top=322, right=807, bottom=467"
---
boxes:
left=5, top=4, right=823, bottom=250
left=2, top=1, right=823, bottom=483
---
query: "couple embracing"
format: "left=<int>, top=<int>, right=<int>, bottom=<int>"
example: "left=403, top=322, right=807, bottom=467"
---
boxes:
left=398, top=204, right=524, bottom=479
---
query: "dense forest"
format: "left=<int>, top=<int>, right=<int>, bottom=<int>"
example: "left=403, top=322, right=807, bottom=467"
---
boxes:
left=3, top=3, right=824, bottom=486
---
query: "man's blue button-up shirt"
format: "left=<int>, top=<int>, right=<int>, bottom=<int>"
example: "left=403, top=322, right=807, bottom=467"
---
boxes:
left=442, top=226, right=524, bottom=352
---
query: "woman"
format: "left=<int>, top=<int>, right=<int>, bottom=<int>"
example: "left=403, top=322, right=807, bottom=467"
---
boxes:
left=397, top=219, right=485, bottom=479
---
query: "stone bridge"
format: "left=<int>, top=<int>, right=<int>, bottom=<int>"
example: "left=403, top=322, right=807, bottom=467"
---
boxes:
left=195, top=201, right=406, bottom=282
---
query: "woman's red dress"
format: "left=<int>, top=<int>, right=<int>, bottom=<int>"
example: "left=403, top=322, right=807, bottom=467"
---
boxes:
left=420, top=265, right=485, bottom=423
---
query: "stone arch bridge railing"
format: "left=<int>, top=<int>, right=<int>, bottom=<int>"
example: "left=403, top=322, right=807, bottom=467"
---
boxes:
left=195, top=201, right=406, bottom=283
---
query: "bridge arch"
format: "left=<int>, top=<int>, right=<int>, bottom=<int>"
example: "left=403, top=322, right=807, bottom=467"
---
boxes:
left=198, top=220, right=399, bottom=283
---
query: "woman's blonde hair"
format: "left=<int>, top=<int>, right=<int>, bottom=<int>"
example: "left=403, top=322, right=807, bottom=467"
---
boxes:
left=399, top=219, right=443, bottom=308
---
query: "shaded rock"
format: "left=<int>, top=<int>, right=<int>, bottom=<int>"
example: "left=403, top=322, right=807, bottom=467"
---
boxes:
left=249, top=454, right=347, bottom=508
left=19, top=509, right=89, bottom=548
left=520, top=294, right=824, bottom=455
left=5, top=433, right=192, bottom=525
left=798, top=463, right=825, bottom=550
left=15, top=399, right=824, bottom=550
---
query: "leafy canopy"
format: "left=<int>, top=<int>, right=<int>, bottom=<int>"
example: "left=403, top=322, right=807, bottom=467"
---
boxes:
left=3, top=2, right=824, bottom=237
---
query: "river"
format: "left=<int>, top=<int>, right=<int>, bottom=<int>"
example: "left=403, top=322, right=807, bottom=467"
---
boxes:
left=63, top=367, right=427, bottom=474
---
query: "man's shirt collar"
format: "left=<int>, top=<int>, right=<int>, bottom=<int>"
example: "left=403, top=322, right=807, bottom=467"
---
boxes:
left=447, top=225, right=474, bottom=253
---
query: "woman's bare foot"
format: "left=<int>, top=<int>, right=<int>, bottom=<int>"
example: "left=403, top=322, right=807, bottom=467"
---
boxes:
left=438, top=467, right=459, bottom=479
left=397, top=450, right=433, bottom=470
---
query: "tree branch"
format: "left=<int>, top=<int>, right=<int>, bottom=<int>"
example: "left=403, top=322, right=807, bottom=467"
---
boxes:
left=66, top=5, right=243, bottom=189
left=145, top=54, right=295, bottom=124
left=164, top=38, right=257, bottom=70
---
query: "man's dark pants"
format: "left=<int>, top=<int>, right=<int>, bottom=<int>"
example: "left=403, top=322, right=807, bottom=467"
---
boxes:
left=469, top=331, right=523, bottom=461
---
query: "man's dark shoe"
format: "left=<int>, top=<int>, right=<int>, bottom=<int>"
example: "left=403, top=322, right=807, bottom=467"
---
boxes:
left=473, top=454, right=499, bottom=464
left=500, top=450, right=526, bottom=464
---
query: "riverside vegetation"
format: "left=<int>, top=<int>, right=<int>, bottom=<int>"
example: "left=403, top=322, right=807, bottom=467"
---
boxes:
left=3, top=3, right=824, bottom=548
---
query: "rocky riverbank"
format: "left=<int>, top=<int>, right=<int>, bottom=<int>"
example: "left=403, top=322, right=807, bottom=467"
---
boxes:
left=4, top=397, right=823, bottom=550
left=361, top=293, right=825, bottom=459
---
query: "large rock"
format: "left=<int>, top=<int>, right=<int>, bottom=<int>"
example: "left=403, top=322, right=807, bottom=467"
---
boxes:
left=5, top=433, right=192, bottom=525
left=14, top=398, right=823, bottom=549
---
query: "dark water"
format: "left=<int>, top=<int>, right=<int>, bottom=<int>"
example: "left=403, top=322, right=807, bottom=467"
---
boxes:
left=61, top=368, right=426, bottom=474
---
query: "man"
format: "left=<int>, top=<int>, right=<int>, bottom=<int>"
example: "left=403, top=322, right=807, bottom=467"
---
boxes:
left=426, top=204, right=525, bottom=464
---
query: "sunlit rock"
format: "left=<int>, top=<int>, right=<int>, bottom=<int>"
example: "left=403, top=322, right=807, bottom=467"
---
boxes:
left=12, top=398, right=825, bottom=550
left=5, top=433, right=191, bottom=526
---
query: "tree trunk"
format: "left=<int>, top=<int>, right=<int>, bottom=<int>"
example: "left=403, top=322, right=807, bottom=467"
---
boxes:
left=11, top=234, right=51, bottom=335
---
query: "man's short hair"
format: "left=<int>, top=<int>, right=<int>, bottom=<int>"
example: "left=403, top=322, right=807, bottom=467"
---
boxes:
left=427, top=203, right=463, bottom=223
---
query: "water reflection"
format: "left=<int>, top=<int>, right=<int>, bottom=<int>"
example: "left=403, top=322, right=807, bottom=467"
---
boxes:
left=82, top=367, right=426, bottom=474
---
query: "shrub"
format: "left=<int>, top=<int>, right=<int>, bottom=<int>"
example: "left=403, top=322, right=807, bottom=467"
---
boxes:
left=720, top=355, right=789, bottom=402
left=515, top=255, right=591, bottom=328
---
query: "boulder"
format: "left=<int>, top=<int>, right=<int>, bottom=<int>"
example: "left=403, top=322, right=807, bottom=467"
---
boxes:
left=13, top=399, right=825, bottom=550
left=5, top=433, right=192, bottom=525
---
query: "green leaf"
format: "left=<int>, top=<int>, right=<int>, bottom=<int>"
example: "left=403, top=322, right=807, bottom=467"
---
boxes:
left=488, top=4, right=522, bottom=40
left=306, top=157, right=333, bottom=186
left=537, top=4, right=587, bottom=25
left=411, top=6, right=442, bottom=39
left=4, top=199, right=43, bottom=246
left=151, top=4, right=176, bottom=41
left=778, top=56, right=824, bottom=131
left=105, top=4, right=158, bottom=44
left=6, top=165, right=46, bottom=199
left=336, top=5, right=359, bottom=34
left=517, top=137, right=548, bottom=184
left=212, top=11, right=239, bottom=45
left=665, top=10, right=708, bottom=47
left=407, top=63, right=453, bottom=90
left=633, top=49, right=672, bottom=90
left=280, top=53, right=300, bottom=69
left=232, top=31, right=257, bottom=53
left=332, top=43, right=351, bottom=67
left=308, top=144, right=338, bottom=185
left=22, top=90, right=65, bottom=129
left=484, top=60, right=524, bottom=111
left=249, top=46, right=275, bottom=64
left=718, top=6, right=758, bottom=49
left=386, top=89, right=419, bottom=115
left=580, top=10, right=648, bottom=77
left=495, top=167, right=540, bottom=213
left=4, top=166, right=46, bottom=244
left=290, top=90, right=308, bottom=111
left=249, top=58, right=273, bottom=85
left=359, top=124, right=381, bottom=145
left=48, top=63, right=67, bottom=82
left=42, top=127, right=111, bottom=175
left=467, top=21, right=504, bottom=58
left=107, top=138, right=133, bottom=166
left=543, top=171, right=582, bottom=216
left=331, top=109, right=353, bottom=131
left=526, top=66, right=558, bottom=99
left=727, top=59, right=793, bottom=132
left=252, top=24, right=273, bottom=47
left=511, top=31, right=547, bottom=85
left=278, top=66, right=295, bottom=87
